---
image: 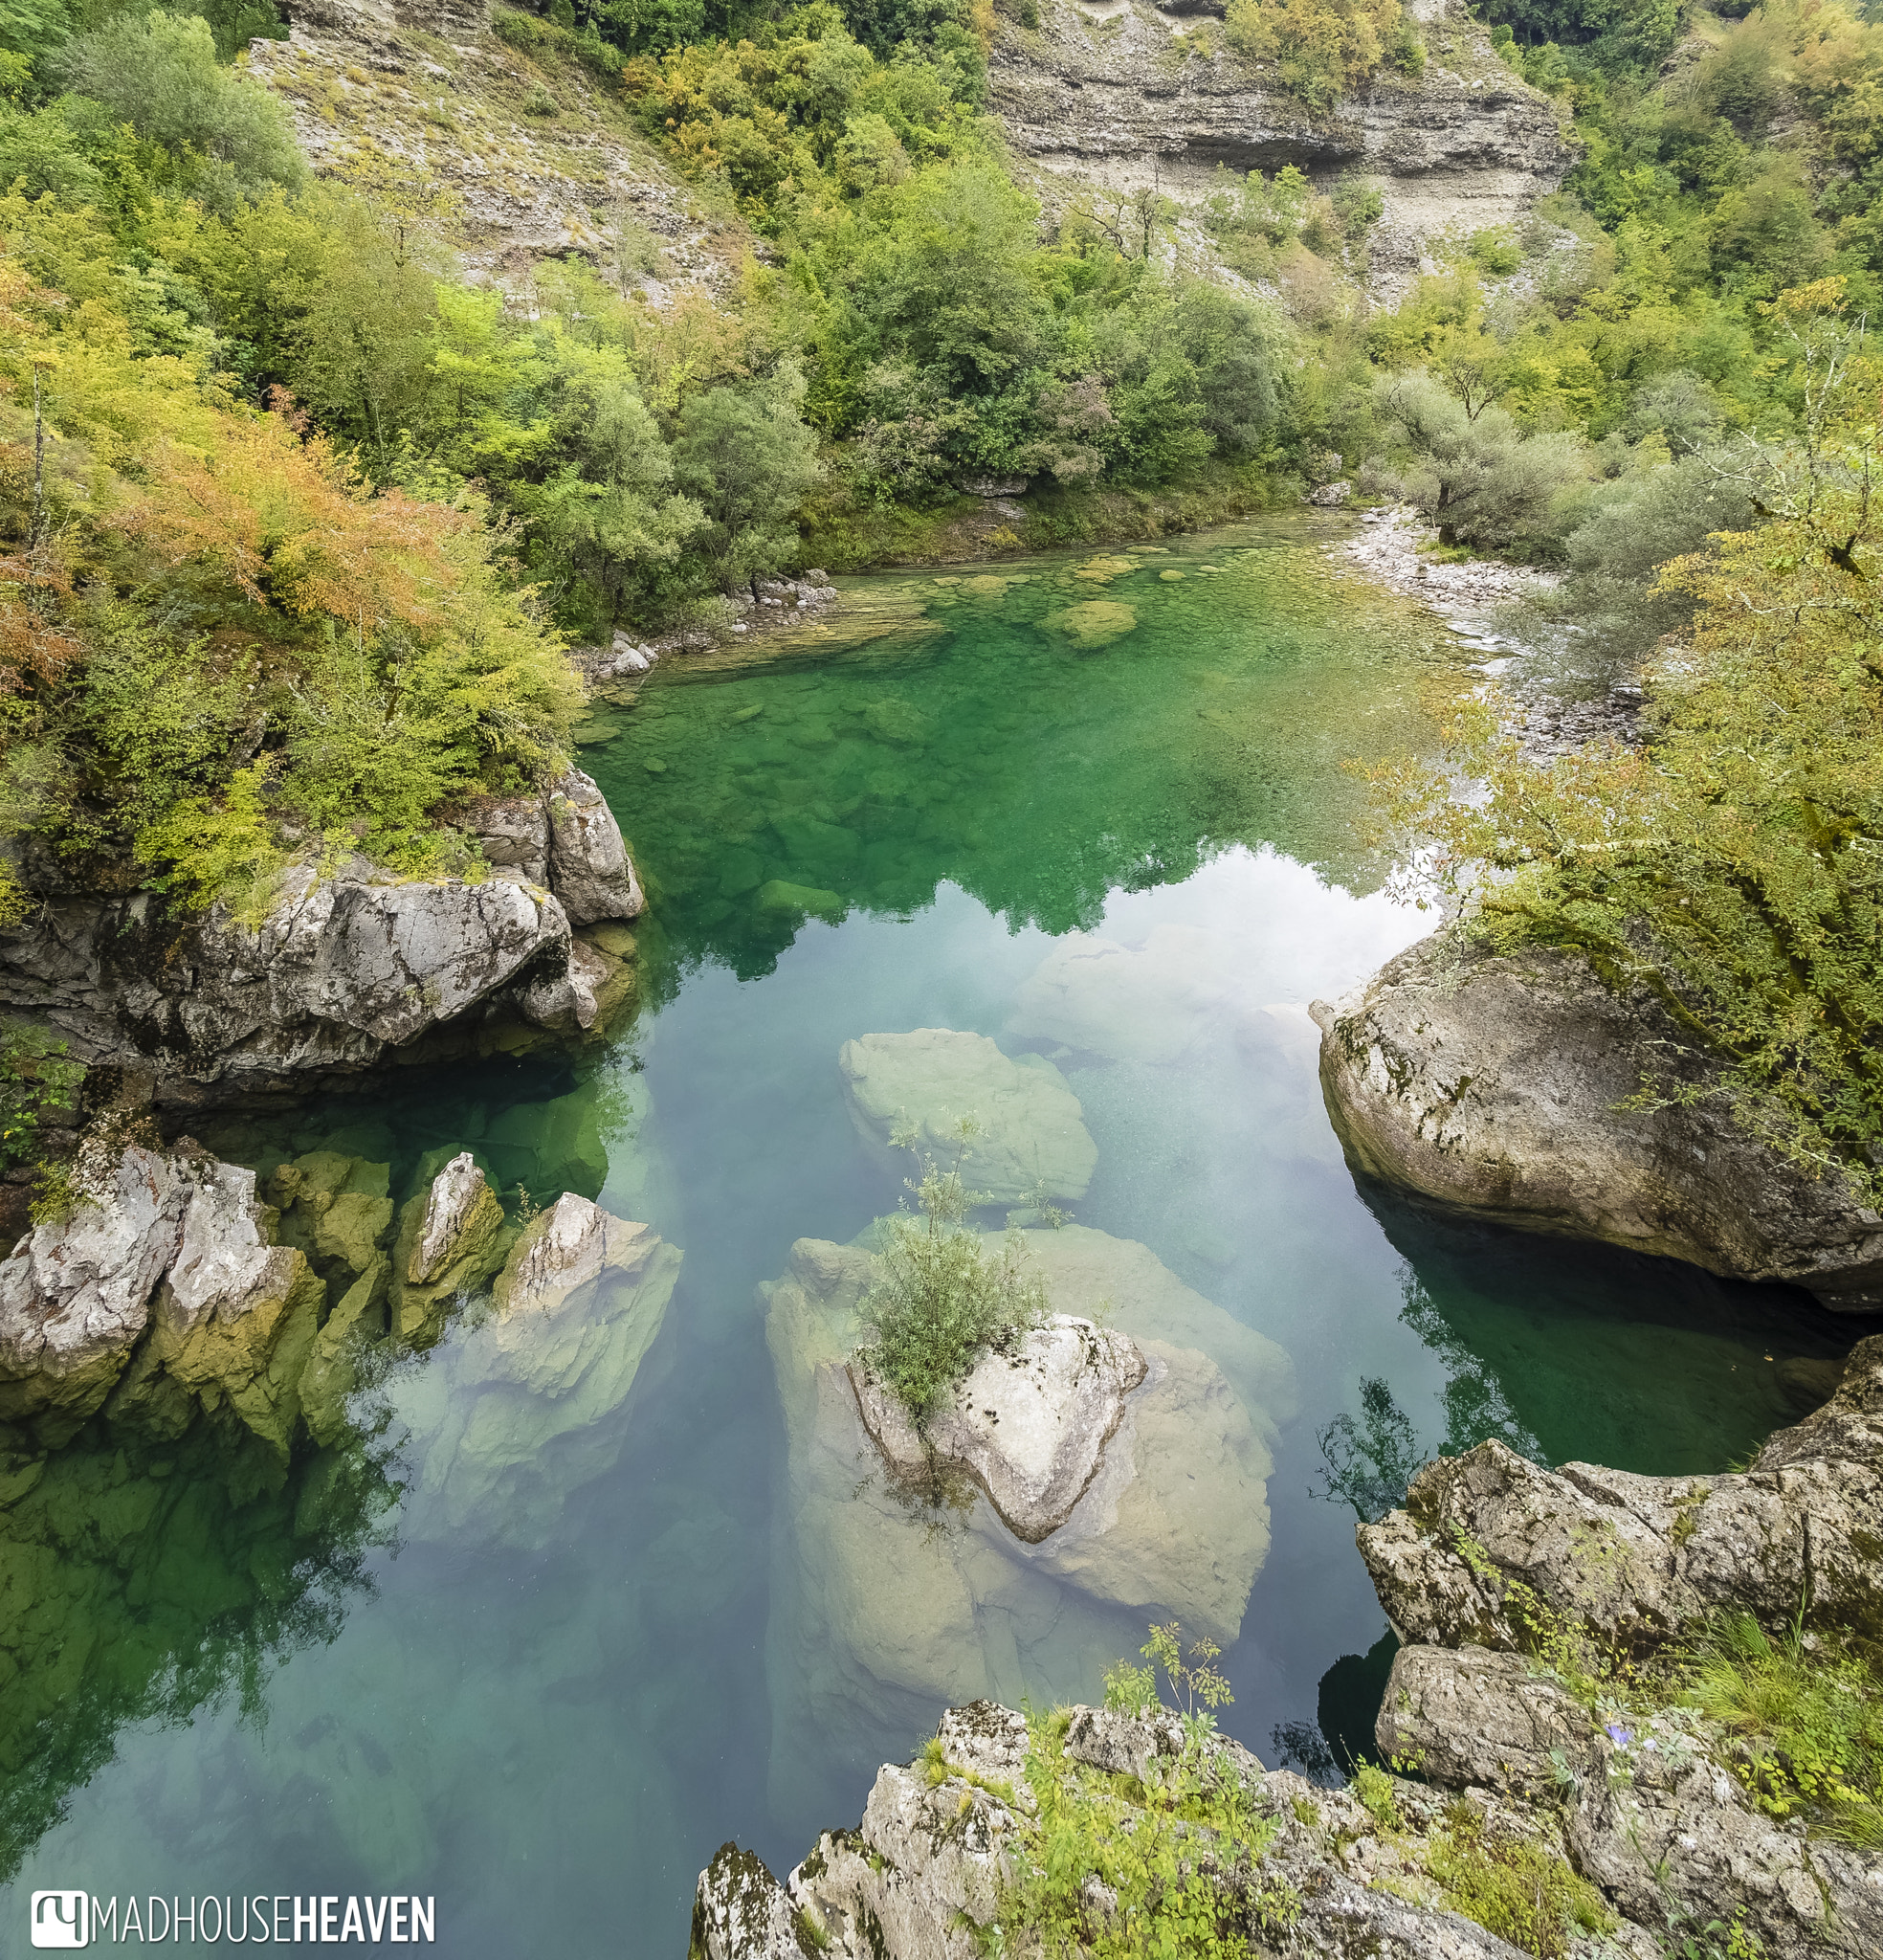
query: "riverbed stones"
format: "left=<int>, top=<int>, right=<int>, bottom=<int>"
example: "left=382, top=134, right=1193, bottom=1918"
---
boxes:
left=852, top=1316, right=1146, bottom=1541
left=1314, top=932, right=1883, bottom=1309
left=1045, top=598, right=1137, bottom=650
left=388, top=1199, right=681, bottom=1543
left=838, top=1029, right=1097, bottom=1203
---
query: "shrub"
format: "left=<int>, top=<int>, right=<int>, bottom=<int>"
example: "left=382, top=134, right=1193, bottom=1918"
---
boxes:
left=1370, top=368, right=1588, bottom=550
left=855, top=1118, right=1049, bottom=1422
left=56, top=12, right=305, bottom=203
left=1225, top=0, right=1405, bottom=110
left=0, top=1024, right=82, bottom=1174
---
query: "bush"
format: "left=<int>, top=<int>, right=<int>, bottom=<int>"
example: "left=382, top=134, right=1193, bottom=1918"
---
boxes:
left=1370, top=369, right=1588, bottom=551
left=56, top=11, right=305, bottom=203
left=1511, top=455, right=1754, bottom=678
left=0, top=1025, right=82, bottom=1174
left=1224, top=0, right=1405, bottom=110
left=856, top=1119, right=1049, bottom=1422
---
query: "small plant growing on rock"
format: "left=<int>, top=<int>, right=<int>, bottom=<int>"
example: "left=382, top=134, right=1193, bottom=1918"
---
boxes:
left=521, top=81, right=558, bottom=118
left=854, top=1116, right=1048, bottom=1423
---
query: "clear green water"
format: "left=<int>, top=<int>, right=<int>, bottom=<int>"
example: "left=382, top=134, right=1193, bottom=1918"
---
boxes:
left=1, top=519, right=1864, bottom=1953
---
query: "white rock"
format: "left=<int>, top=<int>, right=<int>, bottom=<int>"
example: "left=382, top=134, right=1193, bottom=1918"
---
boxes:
left=852, top=1315, right=1145, bottom=1541
left=547, top=768, right=644, bottom=924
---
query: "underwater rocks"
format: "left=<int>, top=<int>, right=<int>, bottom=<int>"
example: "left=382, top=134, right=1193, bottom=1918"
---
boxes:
left=1313, top=933, right=1883, bottom=1310
left=390, top=1149, right=511, bottom=1347
left=1359, top=1335, right=1883, bottom=1657
left=838, top=1029, right=1098, bottom=1204
left=852, top=1315, right=1146, bottom=1543
left=760, top=1224, right=1292, bottom=1812
left=0, top=1138, right=543, bottom=1463
left=388, top=1193, right=681, bottom=1544
left=0, top=771, right=642, bottom=1106
left=699, top=1345, right=1883, bottom=1960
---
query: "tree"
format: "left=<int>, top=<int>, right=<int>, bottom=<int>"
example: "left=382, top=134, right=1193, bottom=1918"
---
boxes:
left=1371, top=368, right=1587, bottom=548
left=672, top=372, right=822, bottom=590
left=56, top=12, right=305, bottom=205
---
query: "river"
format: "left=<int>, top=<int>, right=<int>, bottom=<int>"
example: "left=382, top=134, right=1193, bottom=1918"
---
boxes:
left=0, top=517, right=1852, bottom=1953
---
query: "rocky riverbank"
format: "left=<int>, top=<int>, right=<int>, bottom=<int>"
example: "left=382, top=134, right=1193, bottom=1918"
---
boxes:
left=692, top=1334, right=1883, bottom=1960
left=0, top=768, right=643, bottom=1113
left=1312, top=931, right=1883, bottom=1311
left=0, top=1130, right=678, bottom=1471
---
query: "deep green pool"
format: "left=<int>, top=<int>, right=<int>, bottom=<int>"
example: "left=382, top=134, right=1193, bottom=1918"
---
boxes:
left=0, top=519, right=1862, bottom=1955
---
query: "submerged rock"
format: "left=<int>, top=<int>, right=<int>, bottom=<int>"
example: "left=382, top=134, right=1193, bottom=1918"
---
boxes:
left=839, top=1029, right=1097, bottom=1203
left=852, top=1315, right=1146, bottom=1542
left=388, top=1196, right=682, bottom=1543
left=761, top=1223, right=1293, bottom=1810
left=1314, top=933, right=1883, bottom=1309
left=703, top=1344, right=1883, bottom=1960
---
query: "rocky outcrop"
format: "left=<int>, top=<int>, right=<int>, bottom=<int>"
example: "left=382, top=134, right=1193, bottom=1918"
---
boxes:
left=0, top=1137, right=338, bottom=1457
left=0, top=772, right=642, bottom=1106
left=1314, top=932, right=1883, bottom=1309
left=387, top=1192, right=682, bottom=1543
left=244, top=0, right=742, bottom=288
left=852, top=1315, right=1147, bottom=1541
left=699, top=1339, right=1883, bottom=1960
left=991, top=0, right=1573, bottom=303
left=838, top=1029, right=1098, bottom=1203
left=1359, top=1333, right=1883, bottom=1655
left=389, top=1149, right=512, bottom=1346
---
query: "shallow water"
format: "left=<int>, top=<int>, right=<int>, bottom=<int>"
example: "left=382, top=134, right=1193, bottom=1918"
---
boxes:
left=1, top=519, right=1864, bottom=1953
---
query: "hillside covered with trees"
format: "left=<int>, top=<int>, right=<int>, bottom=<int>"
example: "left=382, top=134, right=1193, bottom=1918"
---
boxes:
left=2, top=0, right=1883, bottom=1175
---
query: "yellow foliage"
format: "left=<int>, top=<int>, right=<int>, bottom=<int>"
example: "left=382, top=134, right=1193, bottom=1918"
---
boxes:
left=1225, top=0, right=1402, bottom=109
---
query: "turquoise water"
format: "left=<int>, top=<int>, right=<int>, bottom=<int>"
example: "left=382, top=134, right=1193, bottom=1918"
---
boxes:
left=0, top=520, right=1863, bottom=1953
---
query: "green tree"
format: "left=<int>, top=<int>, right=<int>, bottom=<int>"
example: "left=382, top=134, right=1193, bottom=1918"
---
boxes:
left=672, top=370, right=822, bottom=590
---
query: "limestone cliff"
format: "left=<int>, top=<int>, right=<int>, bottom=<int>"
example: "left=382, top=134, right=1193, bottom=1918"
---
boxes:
left=990, top=0, right=1574, bottom=300
left=0, top=769, right=641, bottom=1108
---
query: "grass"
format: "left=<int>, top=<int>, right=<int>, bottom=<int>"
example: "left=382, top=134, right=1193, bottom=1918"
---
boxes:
left=1674, top=1614, right=1883, bottom=1848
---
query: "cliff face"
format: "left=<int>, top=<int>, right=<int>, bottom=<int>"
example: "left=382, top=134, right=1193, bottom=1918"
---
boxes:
left=0, top=771, right=642, bottom=1109
left=244, top=0, right=741, bottom=285
left=989, top=0, right=1575, bottom=299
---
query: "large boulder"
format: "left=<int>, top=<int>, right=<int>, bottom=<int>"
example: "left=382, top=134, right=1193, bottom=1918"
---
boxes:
left=761, top=1223, right=1294, bottom=1811
left=387, top=1194, right=681, bottom=1543
left=1314, top=933, right=1883, bottom=1309
left=545, top=768, right=644, bottom=924
left=0, top=803, right=642, bottom=1106
left=1357, top=1335, right=1883, bottom=1654
left=852, top=1315, right=1146, bottom=1541
left=839, top=1029, right=1097, bottom=1203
